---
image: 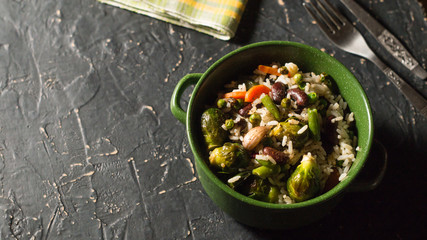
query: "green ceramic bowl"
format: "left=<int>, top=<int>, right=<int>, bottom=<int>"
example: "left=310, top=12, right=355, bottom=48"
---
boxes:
left=171, top=41, right=374, bottom=229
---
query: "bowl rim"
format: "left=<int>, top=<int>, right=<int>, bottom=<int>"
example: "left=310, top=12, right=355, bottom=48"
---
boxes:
left=186, top=40, right=373, bottom=209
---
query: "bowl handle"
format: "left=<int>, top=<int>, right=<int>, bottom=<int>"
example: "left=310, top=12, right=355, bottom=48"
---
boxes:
left=348, top=139, right=388, bottom=192
left=170, top=73, right=203, bottom=124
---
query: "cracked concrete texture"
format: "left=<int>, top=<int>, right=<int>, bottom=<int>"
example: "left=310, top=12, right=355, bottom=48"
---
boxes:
left=0, top=0, right=425, bottom=239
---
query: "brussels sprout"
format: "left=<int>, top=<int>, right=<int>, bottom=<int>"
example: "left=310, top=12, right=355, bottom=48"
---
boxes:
left=246, top=178, right=279, bottom=203
left=209, top=143, right=249, bottom=174
left=201, top=108, right=227, bottom=150
left=217, top=99, right=227, bottom=108
left=269, top=120, right=309, bottom=148
left=266, top=186, right=280, bottom=203
left=247, top=178, right=270, bottom=201
left=286, top=154, right=321, bottom=202
left=227, top=171, right=251, bottom=189
left=252, top=165, right=280, bottom=179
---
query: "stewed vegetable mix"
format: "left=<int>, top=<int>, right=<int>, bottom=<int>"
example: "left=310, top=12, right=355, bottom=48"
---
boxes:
left=201, top=63, right=358, bottom=204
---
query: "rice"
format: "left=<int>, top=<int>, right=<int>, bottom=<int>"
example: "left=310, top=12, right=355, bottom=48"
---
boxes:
left=297, top=125, right=308, bottom=135
left=227, top=175, right=241, bottom=183
left=204, top=62, right=358, bottom=204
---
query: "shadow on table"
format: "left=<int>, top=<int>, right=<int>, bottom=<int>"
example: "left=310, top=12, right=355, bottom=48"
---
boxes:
left=230, top=0, right=263, bottom=45
left=237, top=122, right=427, bottom=239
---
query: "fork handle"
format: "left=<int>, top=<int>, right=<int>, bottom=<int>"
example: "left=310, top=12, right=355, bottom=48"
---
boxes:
left=375, top=61, right=427, bottom=118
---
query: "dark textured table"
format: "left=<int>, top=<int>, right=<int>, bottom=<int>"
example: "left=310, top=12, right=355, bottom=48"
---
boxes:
left=0, top=0, right=426, bottom=239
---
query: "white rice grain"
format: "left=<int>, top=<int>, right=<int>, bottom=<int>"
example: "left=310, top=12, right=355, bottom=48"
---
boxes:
left=228, top=175, right=241, bottom=183
left=266, top=120, right=279, bottom=126
left=282, top=136, right=288, bottom=147
left=297, top=125, right=308, bottom=135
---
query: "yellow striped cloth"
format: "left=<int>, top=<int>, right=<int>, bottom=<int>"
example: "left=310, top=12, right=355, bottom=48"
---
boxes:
left=98, top=0, right=248, bottom=40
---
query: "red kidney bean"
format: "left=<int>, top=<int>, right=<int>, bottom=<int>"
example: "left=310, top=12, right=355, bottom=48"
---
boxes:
left=287, top=88, right=309, bottom=107
left=238, top=103, right=252, bottom=117
left=323, top=115, right=339, bottom=145
left=270, top=82, right=287, bottom=104
left=263, top=147, right=288, bottom=164
left=323, top=168, right=340, bottom=193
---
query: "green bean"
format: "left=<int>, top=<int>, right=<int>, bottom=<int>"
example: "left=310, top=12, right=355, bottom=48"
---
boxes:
left=308, top=108, right=321, bottom=141
left=261, top=95, right=281, bottom=120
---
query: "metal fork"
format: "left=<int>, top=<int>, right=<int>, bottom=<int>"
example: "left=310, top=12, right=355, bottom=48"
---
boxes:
left=303, top=0, right=427, bottom=118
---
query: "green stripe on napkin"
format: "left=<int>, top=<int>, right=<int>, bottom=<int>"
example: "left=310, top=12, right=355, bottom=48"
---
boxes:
left=98, top=0, right=248, bottom=40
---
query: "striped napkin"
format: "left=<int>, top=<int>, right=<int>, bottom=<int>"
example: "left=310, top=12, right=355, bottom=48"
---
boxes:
left=98, top=0, right=248, bottom=40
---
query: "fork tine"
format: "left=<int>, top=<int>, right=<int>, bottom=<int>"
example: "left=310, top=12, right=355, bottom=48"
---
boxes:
left=317, top=0, right=342, bottom=29
left=303, top=1, right=336, bottom=34
left=318, top=0, right=351, bottom=27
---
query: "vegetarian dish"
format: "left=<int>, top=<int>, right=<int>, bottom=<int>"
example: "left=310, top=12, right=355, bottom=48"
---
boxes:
left=201, top=62, right=359, bottom=204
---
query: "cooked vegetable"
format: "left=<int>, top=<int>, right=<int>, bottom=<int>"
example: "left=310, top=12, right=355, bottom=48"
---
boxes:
left=209, top=143, right=249, bottom=174
left=322, top=168, right=340, bottom=193
left=287, top=154, right=321, bottom=202
left=269, top=121, right=309, bottom=148
left=201, top=108, right=227, bottom=150
left=258, top=65, right=281, bottom=76
left=261, top=95, right=281, bottom=120
left=249, top=113, right=261, bottom=124
left=293, top=73, right=303, bottom=84
left=279, top=66, right=288, bottom=75
left=323, top=115, right=339, bottom=146
left=281, top=98, right=291, bottom=108
left=242, top=126, right=271, bottom=150
left=318, top=98, right=328, bottom=116
left=224, top=119, right=235, bottom=130
left=248, top=178, right=269, bottom=200
left=247, top=178, right=280, bottom=203
left=263, top=147, right=288, bottom=164
left=270, top=82, right=287, bottom=104
left=201, top=62, right=358, bottom=205
left=217, top=98, right=227, bottom=108
left=308, top=108, right=321, bottom=141
left=244, top=84, right=271, bottom=103
left=224, top=91, right=246, bottom=99
left=227, top=171, right=251, bottom=189
left=252, top=165, right=280, bottom=179
left=235, top=99, right=244, bottom=109
left=287, top=88, right=309, bottom=107
left=320, top=73, right=339, bottom=94
left=308, top=92, right=318, bottom=104
left=244, top=80, right=258, bottom=90
left=238, top=103, right=252, bottom=117
left=266, top=186, right=280, bottom=203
